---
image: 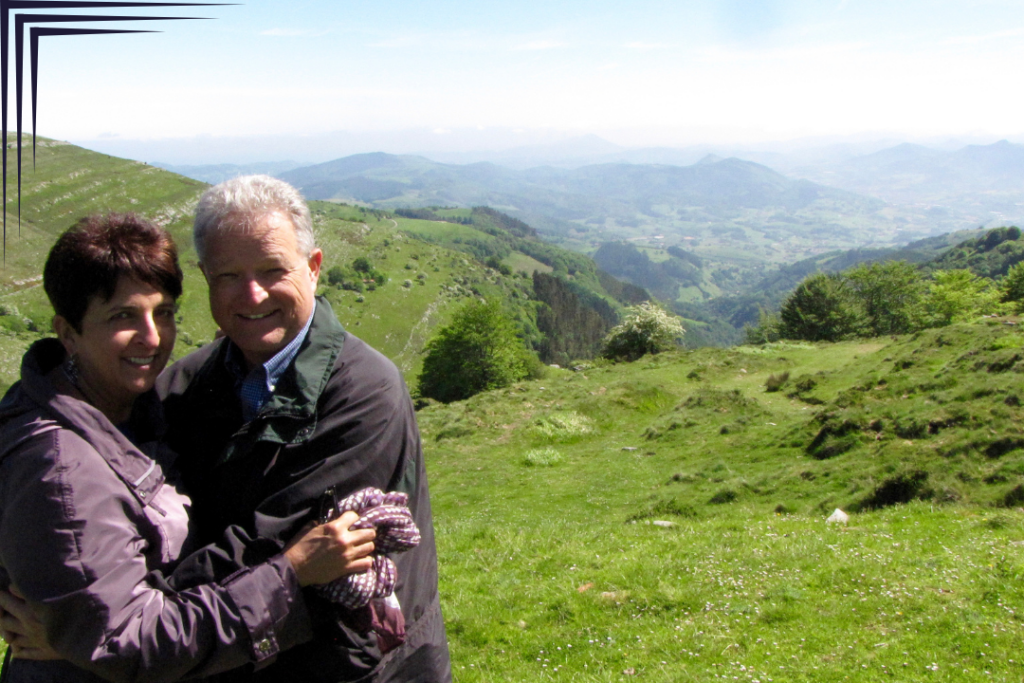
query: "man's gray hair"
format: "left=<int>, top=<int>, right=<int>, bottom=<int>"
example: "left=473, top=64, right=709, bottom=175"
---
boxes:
left=193, top=175, right=315, bottom=262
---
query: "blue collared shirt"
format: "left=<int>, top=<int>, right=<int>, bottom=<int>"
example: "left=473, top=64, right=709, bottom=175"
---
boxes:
left=229, top=303, right=317, bottom=422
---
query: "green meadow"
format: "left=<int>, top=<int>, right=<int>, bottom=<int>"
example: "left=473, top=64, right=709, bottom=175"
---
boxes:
left=422, top=320, right=1024, bottom=682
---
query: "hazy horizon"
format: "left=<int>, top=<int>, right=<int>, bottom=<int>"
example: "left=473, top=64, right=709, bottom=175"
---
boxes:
left=12, top=0, right=1024, bottom=162
left=68, top=128, right=1023, bottom=168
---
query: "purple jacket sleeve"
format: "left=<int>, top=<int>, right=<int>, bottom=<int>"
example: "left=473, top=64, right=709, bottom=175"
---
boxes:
left=0, top=428, right=312, bottom=683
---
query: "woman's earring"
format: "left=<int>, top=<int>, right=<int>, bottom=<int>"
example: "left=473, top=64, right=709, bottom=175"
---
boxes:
left=63, top=353, right=80, bottom=386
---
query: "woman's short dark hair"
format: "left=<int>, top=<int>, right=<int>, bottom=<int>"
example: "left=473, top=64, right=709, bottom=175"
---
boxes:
left=44, top=213, right=183, bottom=331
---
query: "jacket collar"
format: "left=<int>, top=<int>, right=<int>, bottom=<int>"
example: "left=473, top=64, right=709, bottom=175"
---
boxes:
left=197, top=296, right=346, bottom=459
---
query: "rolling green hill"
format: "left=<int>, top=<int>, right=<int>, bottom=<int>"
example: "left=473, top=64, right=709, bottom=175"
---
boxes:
left=420, top=316, right=1024, bottom=681
left=922, top=226, right=1024, bottom=278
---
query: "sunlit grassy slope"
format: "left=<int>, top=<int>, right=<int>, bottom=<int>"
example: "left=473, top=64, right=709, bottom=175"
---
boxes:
left=421, top=318, right=1024, bottom=682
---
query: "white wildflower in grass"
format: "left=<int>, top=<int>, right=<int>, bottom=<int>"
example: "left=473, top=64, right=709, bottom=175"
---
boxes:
left=524, top=447, right=562, bottom=466
left=533, top=411, right=595, bottom=439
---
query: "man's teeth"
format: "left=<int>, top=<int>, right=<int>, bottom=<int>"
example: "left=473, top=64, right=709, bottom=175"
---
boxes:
left=240, top=312, right=273, bottom=320
left=127, top=356, right=156, bottom=365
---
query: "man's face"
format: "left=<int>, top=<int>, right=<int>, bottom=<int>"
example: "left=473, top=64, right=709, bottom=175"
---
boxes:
left=201, top=211, right=323, bottom=368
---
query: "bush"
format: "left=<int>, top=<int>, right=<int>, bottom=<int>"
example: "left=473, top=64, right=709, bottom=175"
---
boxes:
left=327, top=266, right=346, bottom=286
left=709, top=489, right=738, bottom=505
left=765, top=372, right=790, bottom=392
left=418, top=300, right=535, bottom=403
left=485, top=255, right=512, bottom=276
left=602, top=302, right=684, bottom=361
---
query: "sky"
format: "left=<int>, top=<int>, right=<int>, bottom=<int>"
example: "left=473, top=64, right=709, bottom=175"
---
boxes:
left=13, top=0, right=1024, bottom=152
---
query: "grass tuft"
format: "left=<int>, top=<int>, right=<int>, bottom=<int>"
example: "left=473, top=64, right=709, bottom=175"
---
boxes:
left=532, top=411, right=595, bottom=439
left=523, top=447, right=563, bottom=467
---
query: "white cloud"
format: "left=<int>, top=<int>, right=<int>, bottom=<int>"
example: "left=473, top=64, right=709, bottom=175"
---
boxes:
left=942, top=27, right=1024, bottom=46
left=623, top=42, right=670, bottom=50
left=368, top=35, right=423, bottom=48
left=512, top=40, right=568, bottom=51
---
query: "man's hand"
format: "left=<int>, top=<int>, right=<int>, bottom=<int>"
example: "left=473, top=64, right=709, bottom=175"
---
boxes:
left=284, top=510, right=376, bottom=586
left=0, top=585, right=60, bottom=660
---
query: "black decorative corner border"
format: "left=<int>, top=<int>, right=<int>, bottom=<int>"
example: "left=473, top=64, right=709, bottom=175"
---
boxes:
left=1, top=1, right=235, bottom=261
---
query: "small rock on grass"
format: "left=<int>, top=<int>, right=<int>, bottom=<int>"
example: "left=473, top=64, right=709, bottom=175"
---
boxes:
left=826, top=508, right=849, bottom=524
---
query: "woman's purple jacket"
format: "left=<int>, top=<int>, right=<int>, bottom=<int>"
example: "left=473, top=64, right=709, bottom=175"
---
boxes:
left=0, top=339, right=313, bottom=683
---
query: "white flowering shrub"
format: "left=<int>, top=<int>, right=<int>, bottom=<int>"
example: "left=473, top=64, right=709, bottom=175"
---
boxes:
left=602, top=302, right=685, bottom=361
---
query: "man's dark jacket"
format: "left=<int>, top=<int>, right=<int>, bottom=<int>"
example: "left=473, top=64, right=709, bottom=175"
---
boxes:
left=156, top=298, right=451, bottom=683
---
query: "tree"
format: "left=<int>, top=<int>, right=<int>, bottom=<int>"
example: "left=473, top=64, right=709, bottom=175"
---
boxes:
left=418, top=300, right=533, bottom=403
left=1001, top=261, right=1024, bottom=313
left=602, top=302, right=684, bottom=361
left=922, top=269, right=1001, bottom=326
left=779, top=273, right=863, bottom=342
left=846, top=261, right=924, bottom=335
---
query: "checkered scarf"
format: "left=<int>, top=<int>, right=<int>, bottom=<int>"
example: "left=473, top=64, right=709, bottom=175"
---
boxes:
left=316, top=487, right=421, bottom=609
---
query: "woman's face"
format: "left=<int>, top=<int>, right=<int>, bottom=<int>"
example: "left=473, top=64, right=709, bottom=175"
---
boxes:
left=56, top=276, right=176, bottom=420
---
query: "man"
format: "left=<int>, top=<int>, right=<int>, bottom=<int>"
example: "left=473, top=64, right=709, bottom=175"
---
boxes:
left=157, top=176, right=451, bottom=682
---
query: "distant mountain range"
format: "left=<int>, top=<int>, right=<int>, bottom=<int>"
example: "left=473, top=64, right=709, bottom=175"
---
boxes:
left=271, top=152, right=908, bottom=273
left=786, top=140, right=1024, bottom=215
left=279, top=151, right=877, bottom=213
left=148, top=138, right=1024, bottom=291
left=152, top=136, right=1024, bottom=226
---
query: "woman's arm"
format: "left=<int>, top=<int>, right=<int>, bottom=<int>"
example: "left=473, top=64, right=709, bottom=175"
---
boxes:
left=0, top=514, right=374, bottom=664
left=0, top=429, right=372, bottom=683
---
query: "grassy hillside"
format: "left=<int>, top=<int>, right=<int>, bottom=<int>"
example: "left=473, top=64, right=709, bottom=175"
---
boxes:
left=307, top=202, right=541, bottom=379
left=421, top=316, right=1024, bottom=681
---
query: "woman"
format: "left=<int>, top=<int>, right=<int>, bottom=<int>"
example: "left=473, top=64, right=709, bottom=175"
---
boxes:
left=0, top=214, right=375, bottom=682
